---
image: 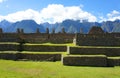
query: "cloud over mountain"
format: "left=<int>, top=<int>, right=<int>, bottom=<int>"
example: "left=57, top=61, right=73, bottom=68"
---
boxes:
left=100, top=10, right=120, bottom=22
left=0, top=4, right=97, bottom=24
left=2, top=9, right=41, bottom=24
left=39, top=4, right=97, bottom=23
left=0, top=4, right=120, bottom=24
left=107, top=10, right=120, bottom=21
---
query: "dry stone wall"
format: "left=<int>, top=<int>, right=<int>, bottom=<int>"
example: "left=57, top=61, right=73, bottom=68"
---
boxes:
left=62, top=55, right=107, bottom=67
left=68, top=47, right=120, bottom=56
left=0, top=44, right=19, bottom=51
left=0, top=33, right=75, bottom=43
left=76, top=33, right=120, bottom=46
left=0, top=53, right=61, bottom=61
left=23, top=45, right=67, bottom=52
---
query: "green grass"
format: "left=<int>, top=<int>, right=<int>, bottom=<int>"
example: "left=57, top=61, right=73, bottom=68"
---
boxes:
left=0, top=42, right=75, bottom=47
left=108, top=57, right=120, bottom=59
left=25, top=43, right=75, bottom=46
left=0, top=43, right=120, bottom=78
left=0, top=60, right=120, bottom=78
left=0, top=51, right=19, bottom=53
left=0, top=42, right=19, bottom=45
left=0, top=51, right=67, bottom=55
left=63, top=54, right=107, bottom=57
left=73, top=46, right=120, bottom=48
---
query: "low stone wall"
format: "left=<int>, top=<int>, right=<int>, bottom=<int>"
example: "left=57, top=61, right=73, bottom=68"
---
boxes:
left=62, top=55, right=107, bottom=67
left=76, top=34, right=120, bottom=46
left=23, top=45, right=67, bottom=52
left=20, top=53, right=61, bottom=61
left=0, top=44, right=19, bottom=51
left=49, top=34, right=75, bottom=43
left=0, top=33, right=75, bottom=44
left=68, top=47, right=120, bottom=56
left=0, top=53, right=17, bottom=60
left=0, top=33, right=19, bottom=42
left=0, top=53, right=61, bottom=61
left=0, top=44, right=67, bottom=52
left=107, top=58, right=120, bottom=67
left=22, top=33, right=49, bottom=43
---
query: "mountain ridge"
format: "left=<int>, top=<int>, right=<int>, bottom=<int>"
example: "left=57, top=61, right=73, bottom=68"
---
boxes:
left=0, top=19, right=120, bottom=33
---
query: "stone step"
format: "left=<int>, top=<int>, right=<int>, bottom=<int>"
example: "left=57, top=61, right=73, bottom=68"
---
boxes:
left=0, top=44, right=67, bottom=52
left=62, top=55, right=120, bottom=67
left=107, top=57, right=120, bottom=67
left=62, top=55, right=107, bottom=67
left=67, top=46, right=120, bottom=56
left=0, top=53, right=61, bottom=61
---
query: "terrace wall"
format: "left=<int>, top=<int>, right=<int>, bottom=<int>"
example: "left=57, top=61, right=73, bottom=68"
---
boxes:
left=76, top=33, right=120, bottom=46
left=0, top=44, right=19, bottom=51
left=68, top=47, right=120, bottom=56
left=0, top=53, right=61, bottom=61
left=0, top=44, right=67, bottom=52
left=0, top=33, right=75, bottom=43
left=0, top=33, right=19, bottom=42
left=107, top=58, right=120, bottom=66
left=62, top=55, right=107, bottom=67
left=23, top=45, right=67, bottom=52
left=20, top=53, right=61, bottom=61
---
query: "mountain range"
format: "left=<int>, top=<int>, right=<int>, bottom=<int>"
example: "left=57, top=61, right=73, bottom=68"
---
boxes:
left=0, top=19, right=120, bottom=33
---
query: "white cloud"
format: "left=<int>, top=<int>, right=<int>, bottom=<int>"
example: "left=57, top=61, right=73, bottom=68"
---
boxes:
left=100, top=10, right=120, bottom=22
left=0, top=15, right=4, bottom=21
left=3, top=9, right=42, bottom=24
left=0, top=0, right=6, bottom=3
left=107, top=10, right=120, bottom=18
left=40, top=4, right=97, bottom=23
left=99, top=16, right=107, bottom=22
left=1, top=4, right=120, bottom=24
left=0, top=4, right=97, bottom=24
left=107, top=10, right=120, bottom=21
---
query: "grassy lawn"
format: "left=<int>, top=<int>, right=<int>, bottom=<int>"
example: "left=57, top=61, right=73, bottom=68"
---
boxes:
left=0, top=60, right=120, bottom=78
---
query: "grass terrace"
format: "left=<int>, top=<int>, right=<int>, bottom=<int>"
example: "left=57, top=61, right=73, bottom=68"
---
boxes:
left=0, top=51, right=66, bottom=54
left=24, top=42, right=75, bottom=46
left=63, top=54, right=107, bottom=57
left=108, top=57, right=120, bottom=59
left=0, top=43, right=120, bottom=78
left=74, top=45, right=120, bottom=48
left=0, top=42, right=19, bottom=45
left=0, top=60, right=120, bottom=78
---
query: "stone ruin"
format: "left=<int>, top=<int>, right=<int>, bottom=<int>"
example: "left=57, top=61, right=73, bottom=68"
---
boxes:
left=88, top=26, right=104, bottom=34
left=0, top=28, right=75, bottom=43
left=0, top=26, right=120, bottom=67
left=75, top=26, right=120, bottom=46
left=62, top=26, right=120, bottom=67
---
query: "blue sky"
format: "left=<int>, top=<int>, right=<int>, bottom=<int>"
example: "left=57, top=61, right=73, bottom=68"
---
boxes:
left=0, top=0, right=120, bottom=23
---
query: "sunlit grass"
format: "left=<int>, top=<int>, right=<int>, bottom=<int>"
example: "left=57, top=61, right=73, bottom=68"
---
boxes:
left=0, top=42, right=76, bottom=47
left=25, top=42, right=75, bottom=46
left=22, top=51, right=67, bottom=55
left=0, top=51, right=18, bottom=54
left=73, top=45, right=120, bottom=48
left=0, top=42, right=120, bottom=78
left=0, top=60, right=120, bottom=78
left=0, top=42, right=19, bottom=44
left=108, top=57, right=120, bottom=59
left=63, top=54, right=107, bottom=57
left=0, top=51, right=66, bottom=54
